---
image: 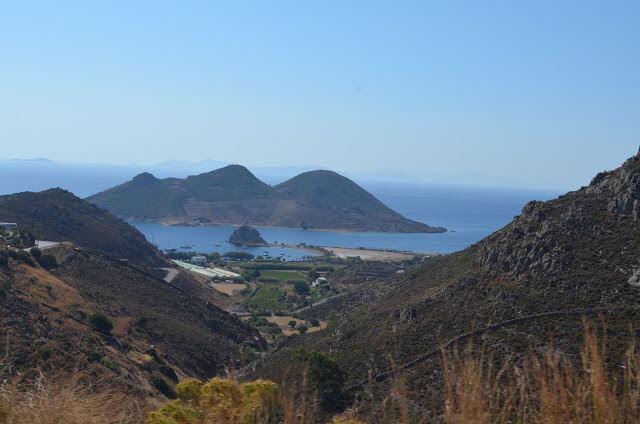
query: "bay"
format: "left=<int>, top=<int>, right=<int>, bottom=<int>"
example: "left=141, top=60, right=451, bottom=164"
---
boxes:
left=131, top=183, right=560, bottom=258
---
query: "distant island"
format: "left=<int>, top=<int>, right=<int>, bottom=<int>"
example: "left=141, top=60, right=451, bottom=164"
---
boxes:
left=229, top=225, right=266, bottom=246
left=86, top=165, right=446, bottom=233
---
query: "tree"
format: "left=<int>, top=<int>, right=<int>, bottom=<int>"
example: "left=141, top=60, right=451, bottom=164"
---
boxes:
left=293, top=281, right=310, bottom=295
left=89, top=313, right=113, bottom=333
left=223, top=251, right=254, bottom=261
left=288, top=320, right=297, bottom=328
left=30, top=247, right=42, bottom=260
left=297, top=325, right=308, bottom=334
left=38, top=254, right=58, bottom=270
left=293, top=348, right=346, bottom=402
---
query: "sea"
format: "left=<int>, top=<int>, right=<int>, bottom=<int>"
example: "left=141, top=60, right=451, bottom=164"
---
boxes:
left=0, top=159, right=560, bottom=260
left=130, top=183, right=560, bottom=261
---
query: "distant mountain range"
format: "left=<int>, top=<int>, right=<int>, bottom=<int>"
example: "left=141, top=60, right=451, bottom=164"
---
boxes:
left=87, top=165, right=445, bottom=233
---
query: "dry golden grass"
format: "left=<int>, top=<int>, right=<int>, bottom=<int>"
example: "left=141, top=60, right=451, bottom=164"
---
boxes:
left=0, top=372, right=147, bottom=424
left=442, top=321, right=640, bottom=424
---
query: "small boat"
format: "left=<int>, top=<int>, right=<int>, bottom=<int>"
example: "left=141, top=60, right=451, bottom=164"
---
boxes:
left=180, top=233, right=192, bottom=249
left=165, top=248, right=177, bottom=253
left=215, top=244, right=222, bottom=247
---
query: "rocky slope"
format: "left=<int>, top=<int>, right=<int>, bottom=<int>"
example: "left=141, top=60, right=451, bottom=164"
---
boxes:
left=251, top=148, right=640, bottom=421
left=0, top=188, right=165, bottom=267
left=0, top=190, right=267, bottom=408
left=86, top=165, right=444, bottom=233
left=0, top=244, right=265, bottom=404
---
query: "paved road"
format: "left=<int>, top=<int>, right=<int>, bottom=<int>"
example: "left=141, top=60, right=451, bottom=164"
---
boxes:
left=23, top=240, right=60, bottom=252
left=159, top=268, right=179, bottom=283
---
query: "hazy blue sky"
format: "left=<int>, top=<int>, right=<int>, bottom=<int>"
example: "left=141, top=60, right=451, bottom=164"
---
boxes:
left=1, top=1, right=638, bottom=190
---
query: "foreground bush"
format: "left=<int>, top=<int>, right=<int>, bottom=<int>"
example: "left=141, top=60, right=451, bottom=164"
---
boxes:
left=146, top=378, right=279, bottom=424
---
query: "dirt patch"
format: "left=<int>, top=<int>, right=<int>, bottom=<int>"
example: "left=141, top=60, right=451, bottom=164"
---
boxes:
left=266, top=316, right=327, bottom=335
left=210, top=282, right=245, bottom=296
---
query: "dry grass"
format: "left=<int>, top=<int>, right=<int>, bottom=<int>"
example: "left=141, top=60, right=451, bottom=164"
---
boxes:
left=0, top=372, right=146, bottom=424
left=0, top=338, right=148, bottom=424
left=5, top=319, right=640, bottom=423
left=442, top=321, right=640, bottom=424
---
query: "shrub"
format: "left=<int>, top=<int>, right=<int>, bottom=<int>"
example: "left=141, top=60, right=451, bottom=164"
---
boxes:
left=39, top=348, right=51, bottom=360
left=293, top=348, right=346, bottom=402
left=87, top=351, right=102, bottom=362
left=30, top=247, right=42, bottom=260
left=0, top=287, right=5, bottom=298
left=310, top=319, right=320, bottom=327
left=88, top=313, right=113, bottom=333
left=38, top=254, right=58, bottom=269
left=159, top=364, right=178, bottom=381
left=297, top=325, right=308, bottom=334
left=146, top=378, right=278, bottom=424
left=293, top=281, right=310, bottom=295
left=146, top=348, right=167, bottom=365
left=8, top=250, right=35, bottom=266
left=151, top=375, right=176, bottom=398
left=223, top=251, right=255, bottom=261
left=288, top=320, right=297, bottom=328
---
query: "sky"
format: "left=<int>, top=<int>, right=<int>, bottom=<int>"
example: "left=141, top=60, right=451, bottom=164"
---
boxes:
left=0, top=0, right=639, bottom=190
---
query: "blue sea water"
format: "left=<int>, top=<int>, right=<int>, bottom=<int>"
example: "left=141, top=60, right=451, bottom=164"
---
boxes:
left=131, top=183, right=560, bottom=259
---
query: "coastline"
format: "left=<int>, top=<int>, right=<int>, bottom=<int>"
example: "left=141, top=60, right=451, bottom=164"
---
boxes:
left=266, top=242, right=440, bottom=262
left=145, top=219, right=446, bottom=234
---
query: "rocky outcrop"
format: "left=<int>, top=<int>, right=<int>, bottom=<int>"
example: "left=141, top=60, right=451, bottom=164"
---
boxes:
left=229, top=225, right=266, bottom=246
left=475, top=147, right=640, bottom=279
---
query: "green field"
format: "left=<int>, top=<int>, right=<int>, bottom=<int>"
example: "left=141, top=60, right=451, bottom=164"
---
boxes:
left=244, top=285, right=286, bottom=310
left=259, top=270, right=308, bottom=282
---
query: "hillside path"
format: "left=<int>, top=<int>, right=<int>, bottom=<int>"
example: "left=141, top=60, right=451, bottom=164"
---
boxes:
left=159, top=267, right=179, bottom=283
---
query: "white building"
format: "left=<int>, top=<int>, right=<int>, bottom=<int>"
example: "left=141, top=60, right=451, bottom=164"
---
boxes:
left=312, top=277, right=327, bottom=287
left=191, top=255, right=208, bottom=266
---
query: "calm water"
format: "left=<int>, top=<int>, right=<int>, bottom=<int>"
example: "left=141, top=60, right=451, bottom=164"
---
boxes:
left=131, top=183, right=559, bottom=258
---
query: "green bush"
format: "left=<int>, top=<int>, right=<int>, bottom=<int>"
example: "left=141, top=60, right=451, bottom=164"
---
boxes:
left=151, top=375, right=176, bottom=398
left=38, top=254, right=58, bottom=269
left=88, top=313, right=113, bottom=333
left=0, top=287, right=5, bottom=298
left=293, top=281, right=310, bottom=295
left=146, top=348, right=165, bottom=364
left=297, top=325, right=308, bottom=334
left=30, top=247, right=42, bottom=260
left=8, top=250, right=35, bottom=267
left=87, top=351, right=102, bottom=362
left=159, top=364, right=178, bottom=381
left=222, top=251, right=254, bottom=261
left=293, top=348, right=346, bottom=402
left=310, top=319, right=320, bottom=327
left=288, top=320, right=297, bottom=328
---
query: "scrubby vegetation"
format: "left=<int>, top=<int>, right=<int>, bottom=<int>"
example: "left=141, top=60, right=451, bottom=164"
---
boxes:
left=441, top=323, right=640, bottom=423
left=88, top=313, right=113, bottom=333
